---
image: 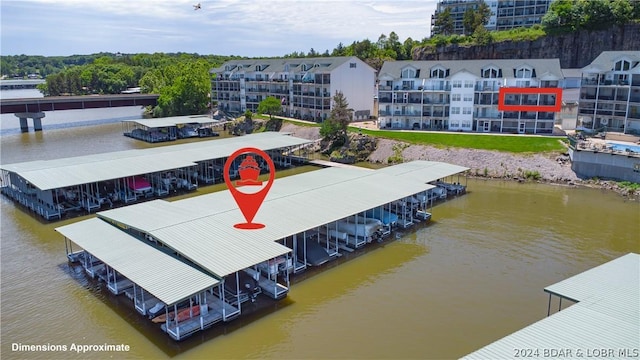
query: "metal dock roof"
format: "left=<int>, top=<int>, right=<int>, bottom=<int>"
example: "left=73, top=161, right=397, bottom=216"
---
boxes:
left=0, top=132, right=310, bottom=190
left=462, top=253, right=640, bottom=360
left=122, top=115, right=220, bottom=128
left=375, top=160, right=469, bottom=183
left=56, top=218, right=220, bottom=306
left=97, top=163, right=441, bottom=278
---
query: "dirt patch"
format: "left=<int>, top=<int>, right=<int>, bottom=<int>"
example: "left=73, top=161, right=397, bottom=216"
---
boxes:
left=280, top=122, right=320, bottom=141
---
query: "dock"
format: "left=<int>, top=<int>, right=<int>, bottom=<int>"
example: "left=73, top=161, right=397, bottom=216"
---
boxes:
left=57, top=160, right=469, bottom=341
left=0, top=132, right=311, bottom=220
left=309, top=159, right=375, bottom=170
left=462, top=253, right=640, bottom=359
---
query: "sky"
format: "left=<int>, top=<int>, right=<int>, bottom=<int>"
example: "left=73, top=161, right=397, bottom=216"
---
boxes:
left=0, top=0, right=438, bottom=57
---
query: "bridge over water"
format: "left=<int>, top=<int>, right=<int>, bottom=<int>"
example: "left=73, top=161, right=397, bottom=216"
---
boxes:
left=0, top=94, right=159, bottom=132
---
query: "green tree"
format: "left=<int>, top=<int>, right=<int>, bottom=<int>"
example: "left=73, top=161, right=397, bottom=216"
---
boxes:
left=257, top=96, right=282, bottom=120
left=611, top=0, right=634, bottom=23
left=320, top=91, right=352, bottom=145
left=434, top=7, right=454, bottom=36
left=578, top=0, right=614, bottom=30
left=464, top=0, right=491, bottom=35
left=473, top=24, right=493, bottom=45
left=463, top=8, right=476, bottom=35
left=153, top=59, right=211, bottom=117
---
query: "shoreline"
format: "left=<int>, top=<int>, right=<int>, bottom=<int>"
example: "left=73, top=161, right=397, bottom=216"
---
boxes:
left=279, top=122, right=639, bottom=200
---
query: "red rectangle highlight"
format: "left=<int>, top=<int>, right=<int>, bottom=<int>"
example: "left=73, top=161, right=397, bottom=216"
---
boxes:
left=498, top=87, right=562, bottom=112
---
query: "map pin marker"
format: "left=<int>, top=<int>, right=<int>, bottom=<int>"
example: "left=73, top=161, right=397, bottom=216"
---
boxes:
left=223, top=147, right=275, bottom=229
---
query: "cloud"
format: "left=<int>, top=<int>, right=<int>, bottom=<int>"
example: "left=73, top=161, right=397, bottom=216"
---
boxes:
left=1, top=0, right=438, bottom=56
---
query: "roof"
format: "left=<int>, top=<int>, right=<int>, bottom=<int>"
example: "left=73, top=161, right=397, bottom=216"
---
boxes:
left=581, top=51, right=640, bottom=73
left=462, top=253, right=640, bottom=360
left=561, top=68, right=582, bottom=78
left=97, top=163, right=450, bottom=278
left=375, top=161, right=469, bottom=183
left=56, top=218, right=220, bottom=306
left=0, top=132, right=311, bottom=190
left=544, top=252, right=640, bottom=302
left=210, top=56, right=374, bottom=75
left=123, top=115, right=221, bottom=128
left=378, top=59, right=564, bottom=81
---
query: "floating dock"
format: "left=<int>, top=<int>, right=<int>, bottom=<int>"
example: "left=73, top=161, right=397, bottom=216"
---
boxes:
left=122, top=115, right=225, bottom=143
left=462, top=253, right=640, bottom=360
left=57, top=160, right=468, bottom=341
left=0, top=132, right=311, bottom=220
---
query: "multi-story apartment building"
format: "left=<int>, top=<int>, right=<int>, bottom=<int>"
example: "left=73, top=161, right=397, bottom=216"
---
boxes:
left=210, top=57, right=376, bottom=122
left=430, top=0, right=552, bottom=36
left=576, top=51, right=640, bottom=135
left=377, top=59, right=563, bottom=134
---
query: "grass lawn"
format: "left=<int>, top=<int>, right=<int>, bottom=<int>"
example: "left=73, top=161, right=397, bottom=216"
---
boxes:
left=272, top=117, right=565, bottom=153
left=349, top=127, right=566, bottom=153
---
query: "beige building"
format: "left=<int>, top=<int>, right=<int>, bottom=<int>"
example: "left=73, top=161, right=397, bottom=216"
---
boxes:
left=210, top=57, right=376, bottom=122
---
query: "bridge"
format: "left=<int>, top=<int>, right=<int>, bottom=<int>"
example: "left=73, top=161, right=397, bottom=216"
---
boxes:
left=0, top=94, right=159, bottom=132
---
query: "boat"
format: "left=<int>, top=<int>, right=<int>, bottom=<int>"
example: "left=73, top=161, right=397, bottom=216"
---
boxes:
left=224, top=271, right=259, bottom=301
left=363, top=208, right=398, bottom=227
left=236, top=156, right=262, bottom=186
left=335, top=217, right=382, bottom=239
left=126, top=176, right=152, bottom=194
left=151, top=305, right=200, bottom=323
left=296, top=237, right=331, bottom=266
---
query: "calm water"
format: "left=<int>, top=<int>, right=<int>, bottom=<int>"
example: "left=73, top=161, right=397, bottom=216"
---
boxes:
left=1, top=105, right=639, bottom=360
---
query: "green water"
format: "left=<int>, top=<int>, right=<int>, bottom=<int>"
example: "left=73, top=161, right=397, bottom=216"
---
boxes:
left=1, top=124, right=638, bottom=359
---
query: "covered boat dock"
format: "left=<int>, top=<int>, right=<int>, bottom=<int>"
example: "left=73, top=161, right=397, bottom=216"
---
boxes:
left=59, top=160, right=469, bottom=341
left=462, top=253, right=639, bottom=359
left=0, top=132, right=311, bottom=220
left=122, top=115, right=224, bottom=142
left=57, top=218, right=227, bottom=341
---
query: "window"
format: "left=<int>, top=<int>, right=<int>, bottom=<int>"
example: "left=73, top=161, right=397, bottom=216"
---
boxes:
left=402, top=80, right=414, bottom=89
left=515, top=67, right=532, bottom=78
left=402, top=68, right=416, bottom=78
left=451, top=94, right=461, bottom=101
left=431, top=68, right=446, bottom=78
left=463, top=107, right=472, bottom=114
left=482, top=67, right=499, bottom=78
left=301, top=64, right=308, bottom=71
left=255, top=65, right=262, bottom=71
left=463, top=94, right=473, bottom=102
left=464, top=80, right=474, bottom=88
left=614, top=60, right=630, bottom=71
left=451, top=107, right=461, bottom=114
left=350, top=62, right=357, bottom=68
left=453, top=80, right=462, bottom=88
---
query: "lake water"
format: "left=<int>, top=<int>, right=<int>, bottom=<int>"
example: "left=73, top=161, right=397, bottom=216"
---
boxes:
left=1, top=93, right=639, bottom=359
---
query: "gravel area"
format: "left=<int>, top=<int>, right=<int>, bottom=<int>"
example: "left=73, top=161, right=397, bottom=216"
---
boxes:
left=281, top=123, right=578, bottom=183
left=369, top=139, right=580, bottom=183
left=280, top=123, right=640, bottom=199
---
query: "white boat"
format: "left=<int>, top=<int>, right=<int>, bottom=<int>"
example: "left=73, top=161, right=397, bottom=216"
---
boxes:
left=335, top=217, right=382, bottom=239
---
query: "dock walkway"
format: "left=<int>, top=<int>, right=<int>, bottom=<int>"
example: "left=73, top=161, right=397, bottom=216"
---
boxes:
left=309, top=159, right=374, bottom=170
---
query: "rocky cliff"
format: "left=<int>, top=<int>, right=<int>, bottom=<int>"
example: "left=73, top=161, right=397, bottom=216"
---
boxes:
left=413, top=24, right=640, bottom=68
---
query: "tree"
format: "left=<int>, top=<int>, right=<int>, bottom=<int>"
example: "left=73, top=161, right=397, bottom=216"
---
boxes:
left=257, top=96, right=282, bottom=120
left=578, top=0, right=614, bottom=30
left=611, top=0, right=633, bottom=24
left=464, top=0, right=491, bottom=35
left=320, top=91, right=352, bottom=145
left=463, top=8, right=477, bottom=35
left=434, top=7, right=454, bottom=36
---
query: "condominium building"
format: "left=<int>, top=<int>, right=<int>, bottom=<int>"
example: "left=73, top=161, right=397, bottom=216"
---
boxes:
left=576, top=51, right=640, bottom=135
left=430, top=0, right=552, bottom=36
left=377, top=59, right=563, bottom=134
left=210, top=57, right=376, bottom=122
